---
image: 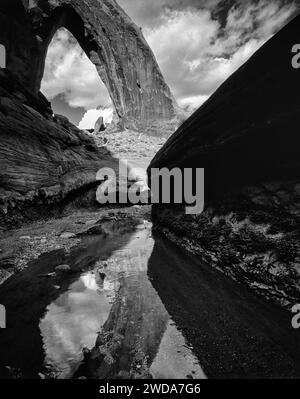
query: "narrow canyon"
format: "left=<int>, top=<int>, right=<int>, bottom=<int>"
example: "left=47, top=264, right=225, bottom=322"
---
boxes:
left=0, top=0, right=299, bottom=380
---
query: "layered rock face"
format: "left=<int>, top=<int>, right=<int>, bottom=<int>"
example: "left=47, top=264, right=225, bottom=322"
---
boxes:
left=0, top=69, right=119, bottom=227
left=149, top=15, right=300, bottom=307
left=0, top=0, right=178, bottom=132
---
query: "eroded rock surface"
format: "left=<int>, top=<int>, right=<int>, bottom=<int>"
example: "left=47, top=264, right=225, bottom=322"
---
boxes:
left=149, top=15, right=300, bottom=307
left=0, top=69, right=119, bottom=227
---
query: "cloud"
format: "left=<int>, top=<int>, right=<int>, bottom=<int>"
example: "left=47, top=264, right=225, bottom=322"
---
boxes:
left=117, top=0, right=223, bottom=29
left=78, top=108, right=114, bottom=130
left=139, top=0, right=298, bottom=111
left=41, top=29, right=112, bottom=110
left=178, top=95, right=210, bottom=113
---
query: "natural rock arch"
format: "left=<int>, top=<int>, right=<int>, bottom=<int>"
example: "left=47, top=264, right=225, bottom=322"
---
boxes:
left=0, top=0, right=178, bottom=132
left=42, top=25, right=113, bottom=119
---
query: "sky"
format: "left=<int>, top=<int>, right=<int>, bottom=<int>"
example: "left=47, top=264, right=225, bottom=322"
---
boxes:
left=38, top=0, right=299, bottom=128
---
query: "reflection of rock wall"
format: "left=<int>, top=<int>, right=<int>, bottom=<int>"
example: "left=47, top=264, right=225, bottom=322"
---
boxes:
left=149, top=15, right=300, bottom=308
left=81, top=273, right=169, bottom=379
left=0, top=0, right=178, bottom=132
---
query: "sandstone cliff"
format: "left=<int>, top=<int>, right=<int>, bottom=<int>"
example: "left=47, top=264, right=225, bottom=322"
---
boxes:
left=149, top=15, right=300, bottom=307
left=0, top=69, right=119, bottom=227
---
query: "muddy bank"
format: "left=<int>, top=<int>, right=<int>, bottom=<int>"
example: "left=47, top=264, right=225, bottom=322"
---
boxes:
left=0, top=206, right=150, bottom=285
left=151, top=191, right=300, bottom=310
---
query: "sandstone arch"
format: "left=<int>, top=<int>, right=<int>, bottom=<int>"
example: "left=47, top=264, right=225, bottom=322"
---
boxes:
left=0, top=0, right=178, bottom=132
left=42, top=26, right=113, bottom=118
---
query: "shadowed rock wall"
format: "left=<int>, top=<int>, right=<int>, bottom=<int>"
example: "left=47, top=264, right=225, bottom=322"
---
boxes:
left=149, top=15, right=300, bottom=307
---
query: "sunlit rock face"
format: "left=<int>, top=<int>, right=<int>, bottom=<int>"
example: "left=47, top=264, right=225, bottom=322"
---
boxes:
left=0, top=0, right=178, bottom=132
left=149, top=15, right=300, bottom=308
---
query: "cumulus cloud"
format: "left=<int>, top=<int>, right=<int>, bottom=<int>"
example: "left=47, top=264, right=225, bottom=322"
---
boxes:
left=142, top=0, right=298, bottom=111
left=78, top=108, right=114, bottom=130
left=117, top=0, right=223, bottom=29
left=178, top=95, right=210, bottom=113
left=41, top=29, right=112, bottom=110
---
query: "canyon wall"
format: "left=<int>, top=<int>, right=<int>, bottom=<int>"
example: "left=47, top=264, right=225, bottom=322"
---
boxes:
left=0, top=68, right=120, bottom=227
left=149, top=15, right=300, bottom=308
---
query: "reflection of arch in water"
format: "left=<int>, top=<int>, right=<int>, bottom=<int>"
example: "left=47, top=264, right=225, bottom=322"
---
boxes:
left=0, top=44, right=6, bottom=68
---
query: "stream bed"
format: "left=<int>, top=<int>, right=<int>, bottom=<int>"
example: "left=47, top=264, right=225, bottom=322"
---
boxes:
left=0, top=213, right=299, bottom=379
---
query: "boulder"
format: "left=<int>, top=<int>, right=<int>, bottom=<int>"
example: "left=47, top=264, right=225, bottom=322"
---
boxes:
left=60, top=232, right=76, bottom=239
left=94, top=116, right=106, bottom=135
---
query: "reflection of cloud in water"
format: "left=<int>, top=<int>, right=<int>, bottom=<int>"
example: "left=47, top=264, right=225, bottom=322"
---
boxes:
left=39, top=272, right=113, bottom=378
left=81, top=274, right=99, bottom=291
left=81, top=272, right=118, bottom=293
left=151, top=321, right=206, bottom=379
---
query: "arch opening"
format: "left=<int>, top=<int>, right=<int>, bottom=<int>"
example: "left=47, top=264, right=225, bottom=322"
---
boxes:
left=0, top=44, right=6, bottom=68
left=41, top=27, right=114, bottom=130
